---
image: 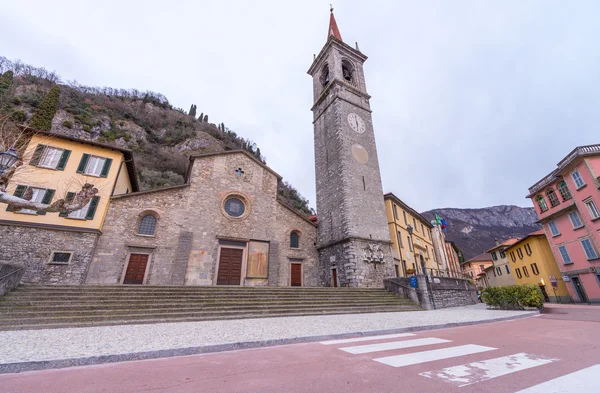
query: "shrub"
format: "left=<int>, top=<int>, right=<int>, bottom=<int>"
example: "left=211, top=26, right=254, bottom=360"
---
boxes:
left=62, top=120, right=73, bottom=128
left=10, top=109, right=26, bottom=122
left=481, top=284, right=544, bottom=310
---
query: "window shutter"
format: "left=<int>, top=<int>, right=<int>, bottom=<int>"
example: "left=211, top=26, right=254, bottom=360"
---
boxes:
left=56, top=150, right=71, bottom=170
left=85, top=196, right=100, bottom=220
left=77, top=154, right=90, bottom=174
left=36, top=189, right=55, bottom=215
left=58, top=192, right=76, bottom=217
left=6, top=185, right=28, bottom=211
left=100, top=158, right=112, bottom=178
left=29, top=144, right=46, bottom=166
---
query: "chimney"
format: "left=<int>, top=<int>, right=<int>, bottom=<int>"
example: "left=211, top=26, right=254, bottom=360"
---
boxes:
left=494, top=238, right=500, bottom=246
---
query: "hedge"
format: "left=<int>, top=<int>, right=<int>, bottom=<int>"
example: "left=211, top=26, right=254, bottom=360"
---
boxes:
left=481, top=284, right=544, bottom=310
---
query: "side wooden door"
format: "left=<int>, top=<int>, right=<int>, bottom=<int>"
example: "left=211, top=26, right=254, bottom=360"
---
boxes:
left=123, top=254, right=149, bottom=284
left=290, top=263, right=302, bottom=287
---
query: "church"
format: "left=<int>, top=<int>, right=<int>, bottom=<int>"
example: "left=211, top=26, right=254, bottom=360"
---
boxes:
left=3, top=10, right=397, bottom=288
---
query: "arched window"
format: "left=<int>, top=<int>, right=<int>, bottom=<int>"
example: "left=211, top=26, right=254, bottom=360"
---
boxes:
left=138, top=215, right=157, bottom=236
left=546, top=188, right=560, bottom=207
left=320, top=64, right=330, bottom=87
left=341, top=59, right=354, bottom=84
left=290, top=231, right=300, bottom=249
left=558, top=181, right=572, bottom=201
left=536, top=195, right=548, bottom=212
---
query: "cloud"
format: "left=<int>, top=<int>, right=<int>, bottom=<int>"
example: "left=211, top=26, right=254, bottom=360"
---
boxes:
left=1, top=0, right=599, bottom=212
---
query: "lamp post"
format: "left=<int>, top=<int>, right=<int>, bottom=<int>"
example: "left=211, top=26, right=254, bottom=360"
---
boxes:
left=0, top=148, right=19, bottom=175
left=407, top=224, right=418, bottom=274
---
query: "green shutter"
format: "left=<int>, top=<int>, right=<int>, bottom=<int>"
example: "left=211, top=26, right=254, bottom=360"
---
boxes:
left=29, top=144, right=46, bottom=166
left=36, top=189, right=55, bottom=215
left=77, top=154, right=90, bottom=174
left=56, top=149, right=71, bottom=170
left=58, top=192, right=75, bottom=217
left=6, top=185, right=28, bottom=211
left=85, top=196, right=100, bottom=220
left=100, top=158, right=112, bottom=178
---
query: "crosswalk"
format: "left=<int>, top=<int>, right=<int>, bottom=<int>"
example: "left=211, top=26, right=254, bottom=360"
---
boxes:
left=319, top=333, right=599, bottom=392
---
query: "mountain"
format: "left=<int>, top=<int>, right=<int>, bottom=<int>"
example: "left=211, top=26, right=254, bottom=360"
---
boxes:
left=0, top=57, right=313, bottom=215
left=421, top=205, right=541, bottom=260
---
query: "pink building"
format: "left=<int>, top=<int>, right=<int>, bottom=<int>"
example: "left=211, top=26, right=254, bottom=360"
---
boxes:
left=527, top=144, right=600, bottom=304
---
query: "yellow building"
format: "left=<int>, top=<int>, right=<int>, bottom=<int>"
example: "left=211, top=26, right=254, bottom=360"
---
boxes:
left=1, top=131, right=137, bottom=230
left=0, top=131, right=138, bottom=284
left=505, top=229, right=571, bottom=303
left=384, top=193, right=436, bottom=276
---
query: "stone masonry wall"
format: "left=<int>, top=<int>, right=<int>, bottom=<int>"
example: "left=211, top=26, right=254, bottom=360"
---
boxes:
left=385, top=275, right=478, bottom=310
left=318, top=239, right=395, bottom=288
left=87, top=152, right=318, bottom=286
left=0, top=224, right=98, bottom=285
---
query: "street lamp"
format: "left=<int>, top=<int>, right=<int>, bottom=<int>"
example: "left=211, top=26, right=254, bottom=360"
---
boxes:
left=406, top=224, right=418, bottom=274
left=0, top=148, right=19, bottom=175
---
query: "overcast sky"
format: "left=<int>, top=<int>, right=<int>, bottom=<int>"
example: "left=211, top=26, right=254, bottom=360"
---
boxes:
left=2, top=1, right=599, bottom=212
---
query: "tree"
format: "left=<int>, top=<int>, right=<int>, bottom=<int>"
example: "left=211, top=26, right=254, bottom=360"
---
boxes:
left=203, top=114, right=208, bottom=122
left=0, top=71, right=13, bottom=97
left=29, top=85, right=60, bottom=131
left=198, top=112, right=204, bottom=122
left=188, top=104, right=196, bottom=118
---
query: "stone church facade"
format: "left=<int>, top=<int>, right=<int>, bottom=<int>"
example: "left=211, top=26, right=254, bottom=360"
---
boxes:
left=86, top=151, right=318, bottom=287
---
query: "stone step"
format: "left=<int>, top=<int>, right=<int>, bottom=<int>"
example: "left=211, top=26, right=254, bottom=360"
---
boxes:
left=0, top=297, right=413, bottom=309
left=0, top=304, right=420, bottom=325
left=0, top=302, right=420, bottom=318
left=0, top=306, right=422, bottom=331
left=14, top=285, right=386, bottom=292
left=1, top=299, right=412, bottom=313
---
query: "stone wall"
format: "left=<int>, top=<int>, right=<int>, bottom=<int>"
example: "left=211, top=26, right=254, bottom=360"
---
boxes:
left=0, top=224, right=98, bottom=284
left=0, top=262, right=25, bottom=296
left=385, top=275, right=478, bottom=310
left=87, top=152, right=318, bottom=286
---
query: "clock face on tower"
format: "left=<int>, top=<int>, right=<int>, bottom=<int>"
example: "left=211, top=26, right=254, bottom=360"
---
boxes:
left=347, top=113, right=366, bottom=134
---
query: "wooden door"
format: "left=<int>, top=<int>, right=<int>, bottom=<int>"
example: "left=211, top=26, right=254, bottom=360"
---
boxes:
left=331, top=268, right=338, bottom=287
left=123, top=254, right=149, bottom=284
left=290, top=263, right=302, bottom=287
left=217, top=248, right=244, bottom=285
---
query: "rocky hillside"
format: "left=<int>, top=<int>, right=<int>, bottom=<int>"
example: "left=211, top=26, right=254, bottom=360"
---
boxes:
left=0, top=57, right=313, bottom=215
left=422, top=205, right=541, bottom=260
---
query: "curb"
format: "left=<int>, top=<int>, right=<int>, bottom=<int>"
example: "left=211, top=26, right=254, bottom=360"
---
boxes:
left=0, top=311, right=537, bottom=374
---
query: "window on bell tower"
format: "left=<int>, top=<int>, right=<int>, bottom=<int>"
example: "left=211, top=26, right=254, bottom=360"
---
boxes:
left=341, top=59, right=354, bottom=83
left=320, top=64, right=330, bottom=87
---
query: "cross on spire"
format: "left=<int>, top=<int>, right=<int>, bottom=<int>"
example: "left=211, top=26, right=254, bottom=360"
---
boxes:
left=328, top=5, right=343, bottom=41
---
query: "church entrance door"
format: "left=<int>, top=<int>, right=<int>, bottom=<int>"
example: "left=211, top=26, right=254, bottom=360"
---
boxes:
left=217, top=247, right=244, bottom=285
left=290, top=263, right=302, bottom=286
left=123, top=254, right=149, bottom=284
left=331, top=268, right=338, bottom=287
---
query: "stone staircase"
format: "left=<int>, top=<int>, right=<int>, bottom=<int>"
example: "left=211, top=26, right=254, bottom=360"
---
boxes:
left=0, top=285, right=421, bottom=330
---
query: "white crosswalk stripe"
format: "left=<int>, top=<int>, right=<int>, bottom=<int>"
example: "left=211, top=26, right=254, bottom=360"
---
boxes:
left=319, top=333, right=415, bottom=345
left=373, top=344, right=497, bottom=368
left=420, top=352, right=559, bottom=387
left=514, top=364, right=600, bottom=393
left=340, top=337, right=451, bottom=355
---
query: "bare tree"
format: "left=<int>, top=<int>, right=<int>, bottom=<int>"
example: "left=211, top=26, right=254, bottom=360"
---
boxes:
left=0, top=119, right=98, bottom=214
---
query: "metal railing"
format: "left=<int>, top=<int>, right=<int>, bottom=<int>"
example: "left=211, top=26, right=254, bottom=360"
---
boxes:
left=421, top=268, right=472, bottom=281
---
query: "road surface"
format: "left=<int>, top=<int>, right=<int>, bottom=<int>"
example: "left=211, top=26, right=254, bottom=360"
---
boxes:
left=1, top=304, right=598, bottom=393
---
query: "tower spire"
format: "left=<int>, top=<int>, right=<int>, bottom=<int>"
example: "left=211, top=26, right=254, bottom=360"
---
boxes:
left=328, top=5, right=343, bottom=41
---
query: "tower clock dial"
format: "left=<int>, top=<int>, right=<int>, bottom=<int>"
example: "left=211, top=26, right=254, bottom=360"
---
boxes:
left=347, top=113, right=366, bottom=133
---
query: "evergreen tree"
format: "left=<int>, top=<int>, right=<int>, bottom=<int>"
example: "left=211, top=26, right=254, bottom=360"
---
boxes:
left=0, top=71, right=14, bottom=97
left=203, top=114, right=208, bottom=122
left=29, top=85, right=60, bottom=131
left=198, top=112, right=204, bottom=122
left=188, top=104, right=196, bottom=117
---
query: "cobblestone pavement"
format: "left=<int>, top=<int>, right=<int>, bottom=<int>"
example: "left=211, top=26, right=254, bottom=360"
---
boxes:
left=0, top=304, right=535, bottom=367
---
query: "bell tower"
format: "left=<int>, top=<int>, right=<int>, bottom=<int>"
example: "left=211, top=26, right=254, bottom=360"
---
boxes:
left=308, top=8, right=394, bottom=287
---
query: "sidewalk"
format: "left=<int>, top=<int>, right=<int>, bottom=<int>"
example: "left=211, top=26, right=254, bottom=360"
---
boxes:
left=0, top=304, right=536, bottom=373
